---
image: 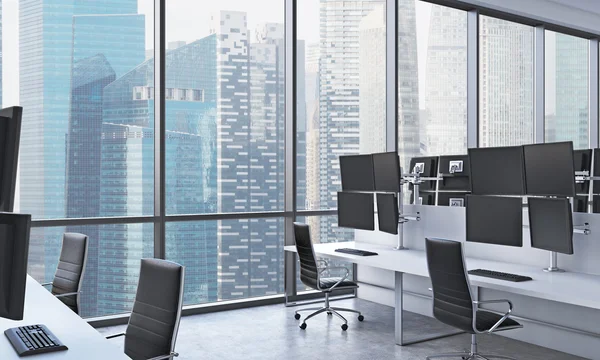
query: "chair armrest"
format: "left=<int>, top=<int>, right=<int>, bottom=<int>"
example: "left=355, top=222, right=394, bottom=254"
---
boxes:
left=41, top=282, right=53, bottom=287
left=317, top=266, right=350, bottom=291
left=147, top=352, right=179, bottom=360
left=472, top=299, right=514, bottom=333
left=106, top=332, right=126, bottom=340
left=55, top=292, right=79, bottom=298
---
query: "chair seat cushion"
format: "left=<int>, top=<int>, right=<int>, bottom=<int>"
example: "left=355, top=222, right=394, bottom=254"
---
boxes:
left=319, top=277, right=358, bottom=290
left=475, top=310, right=521, bottom=332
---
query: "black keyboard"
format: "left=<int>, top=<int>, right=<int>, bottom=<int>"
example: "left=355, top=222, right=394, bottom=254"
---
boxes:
left=335, top=248, right=378, bottom=256
left=468, top=269, right=532, bottom=282
left=5, top=324, right=68, bottom=357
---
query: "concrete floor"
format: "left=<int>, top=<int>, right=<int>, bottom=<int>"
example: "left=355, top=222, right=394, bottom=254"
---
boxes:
left=97, top=298, right=587, bottom=360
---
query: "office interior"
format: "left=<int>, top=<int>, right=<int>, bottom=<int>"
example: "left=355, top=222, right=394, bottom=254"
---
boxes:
left=2, top=0, right=600, bottom=359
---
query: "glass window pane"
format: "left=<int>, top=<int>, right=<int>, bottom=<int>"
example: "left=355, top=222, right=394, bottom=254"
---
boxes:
left=297, top=0, right=387, bottom=211
left=295, top=216, right=354, bottom=294
left=166, top=218, right=284, bottom=305
left=398, top=2, right=467, bottom=173
left=478, top=16, right=534, bottom=147
left=165, top=2, right=285, bottom=215
left=545, top=31, right=589, bottom=149
left=14, top=1, right=155, bottom=219
left=28, top=224, right=153, bottom=318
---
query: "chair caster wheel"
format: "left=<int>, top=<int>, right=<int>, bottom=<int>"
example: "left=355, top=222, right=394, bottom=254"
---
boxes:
left=300, top=323, right=307, bottom=330
left=327, top=312, right=332, bottom=315
left=341, top=324, right=348, bottom=331
left=358, top=315, right=364, bottom=322
left=294, top=313, right=301, bottom=320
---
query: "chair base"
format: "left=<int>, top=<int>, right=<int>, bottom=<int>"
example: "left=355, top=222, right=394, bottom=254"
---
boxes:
left=426, top=334, right=517, bottom=360
left=294, top=292, right=363, bottom=331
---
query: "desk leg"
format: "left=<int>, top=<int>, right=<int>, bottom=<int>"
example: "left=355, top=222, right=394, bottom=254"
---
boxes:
left=395, top=271, right=403, bottom=345
left=395, top=271, right=464, bottom=346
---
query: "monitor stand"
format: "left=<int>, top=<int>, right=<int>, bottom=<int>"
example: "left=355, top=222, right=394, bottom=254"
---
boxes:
left=543, top=251, right=565, bottom=273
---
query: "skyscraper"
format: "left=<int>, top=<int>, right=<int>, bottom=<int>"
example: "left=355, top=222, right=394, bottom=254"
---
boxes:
left=423, top=5, right=468, bottom=156
left=548, top=33, right=588, bottom=149
left=359, top=4, right=386, bottom=154
left=317, top=0, right=386, bottom=244
left=19, top=0, right=143, bottom=316
left=479, top=17, right=534, bottom=147
left=214, top=12, right=288, bottom=300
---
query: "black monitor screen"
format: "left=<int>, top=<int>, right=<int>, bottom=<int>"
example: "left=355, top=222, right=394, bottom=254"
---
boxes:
left=337, top=192, right=374, bottom=231
left=373, top=152, right=400, bottom=192
left=0, top=213, right=31, bottom=321
left=468, top=146, right=526, bottom=195
left=574, top=149, right=592, bottom=194
left=466, top=195, right=523, bottom=247
left=411, top=192, right=435, bottom=205
left=0, top=107, right=23, bottom=212
left=376, top=193, right=398, bottom=235
left=339, top=155, right=375, bottom=192
left=528, top=197, right=573, bottom=255
left=524, top=142, right=575, bottom=197
left=438, top=155, right=470, bottom=191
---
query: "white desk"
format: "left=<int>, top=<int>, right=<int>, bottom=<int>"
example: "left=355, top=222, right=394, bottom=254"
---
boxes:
left=0, top=276, right=128, bottom=359
left=284, top=241, right=600, bottom=345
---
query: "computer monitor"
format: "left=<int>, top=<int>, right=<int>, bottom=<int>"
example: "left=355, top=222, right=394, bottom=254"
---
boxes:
left=524, top=142, right=575, bottom=197
left=595, top=195, right=600, bottom=214
left=437, top=193, right=467, bottom=207
left=468, top=146, right=526, bottom=196
left=409, top=156, right=438, bottom=191
left=574, top=149, right=592, bottom=195
left=376, top=193, right=399, bottom=235
left=438, top=155, right=470, bottom=191
left=574, top=195, right=588, bottom=213
left=410, top=191, right=435, bottom=205
left=528, top=197, right=573, bottom=255
left=339, top=154, right=375, bottom=192
left=0, top=107, right=23, bottom=212
left=372, top=152, right=401, bottom=193
left=0, top=213, right=31, bottom=321
left=337, top=192, right=375, bottom=231
left=593, top=149, right=600, bottom=195
left=466, top=195, right=523, bottom=247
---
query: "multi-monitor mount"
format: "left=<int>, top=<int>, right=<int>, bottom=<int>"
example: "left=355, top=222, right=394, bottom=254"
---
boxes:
left=338, top=142, right=592, bottom=272
left=338, top=152, right=420, bottom=251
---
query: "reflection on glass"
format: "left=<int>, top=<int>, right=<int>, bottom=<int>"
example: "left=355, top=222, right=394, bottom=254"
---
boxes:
left=545, top=31, right=589, bottom=149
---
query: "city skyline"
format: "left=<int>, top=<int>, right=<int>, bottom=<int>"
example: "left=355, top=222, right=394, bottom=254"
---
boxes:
left=0, top=0, right=595, bottom=318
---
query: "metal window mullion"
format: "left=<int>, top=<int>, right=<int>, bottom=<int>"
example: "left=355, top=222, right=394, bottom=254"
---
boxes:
left=386, top=0, right=397, bottom=153
left=284, top=0, right=297, bottom=302
left=154, top=0, right=166, bottom=260
left=467, top=10, right=479, bottom=148
left=589, top=39, right=599, bottom=149
left=534, top=25, right=545, bottom=144
left=31, top=216, right=156, bottom=228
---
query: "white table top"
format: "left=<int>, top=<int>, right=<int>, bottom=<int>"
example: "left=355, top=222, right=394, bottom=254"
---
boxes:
left=0, top=276, right=129, bottom=359
left=285, top=241, right=600, bottom=310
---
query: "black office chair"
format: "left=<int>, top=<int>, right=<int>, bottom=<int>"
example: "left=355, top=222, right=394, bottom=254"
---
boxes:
left=42, top=233, right=89, bottom=314
left=107, top=259, right=185, bottom=360
left=425, top=238, right=522, bottom=360
left=293, top=222, right=363, bottom=331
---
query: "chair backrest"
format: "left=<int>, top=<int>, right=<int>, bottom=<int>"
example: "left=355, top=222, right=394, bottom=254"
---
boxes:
left=51, top=233, right=88, bottom=314
left=124, top=259, right=185, bottom=360
left=425, top=238, right=475, bottom=333
left=293, top=223, right=320, bottom=290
